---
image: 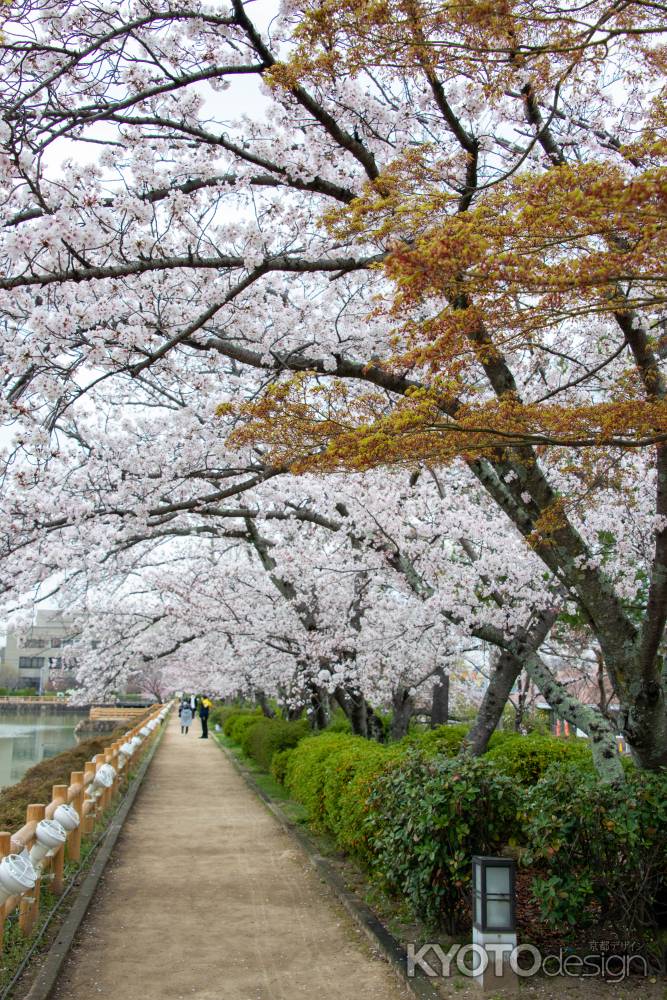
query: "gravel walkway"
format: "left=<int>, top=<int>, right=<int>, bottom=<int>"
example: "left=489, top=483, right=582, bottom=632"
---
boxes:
left=51, top=715, right=409, bottom=1000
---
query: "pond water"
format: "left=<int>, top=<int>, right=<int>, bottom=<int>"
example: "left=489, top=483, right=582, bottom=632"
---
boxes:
left=0, top=711, right=84, bottom=789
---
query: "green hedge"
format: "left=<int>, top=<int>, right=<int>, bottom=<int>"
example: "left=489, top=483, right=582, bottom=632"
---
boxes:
left=485, top=732, right=594, bottom=784
left=282, top=733, right=403, bottom=862
left=210, top=703, right=254, bottom=729
left=271, top=747, right=295, bottom=785
left=401, top=723, right=471, bottom=757
left=284, top=733, right=358, bottom=824
left=242, top=718, right=310, bottom=770
left=321, top=741, right=403, bottom=862
left=222, top=710, right=665, bottom=944
left=224, top=710, right=263, bottom=743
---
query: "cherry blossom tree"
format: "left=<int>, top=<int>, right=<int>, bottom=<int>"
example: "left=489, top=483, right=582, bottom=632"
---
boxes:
left=0, top=0, right=664, bottom=778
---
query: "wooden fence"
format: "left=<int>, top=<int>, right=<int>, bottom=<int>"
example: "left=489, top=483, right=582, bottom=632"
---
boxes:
left=88, top=707, right=147, bottom=722
left=0, top=702, right=170, bottom=950
left=0, top=697, right=66, bottom=705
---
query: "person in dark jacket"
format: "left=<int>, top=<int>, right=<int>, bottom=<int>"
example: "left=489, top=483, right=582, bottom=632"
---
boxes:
left=198, top=696, right=212, bottom=739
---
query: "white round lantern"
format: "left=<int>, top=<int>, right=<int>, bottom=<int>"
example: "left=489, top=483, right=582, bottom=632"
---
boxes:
left=93, top=764, right=116, bottom=790
left=53, top=804, right=80, bottom=832
left=30, top=819, right=67, bottom=866
left=0, top=854, right=37, bottom=903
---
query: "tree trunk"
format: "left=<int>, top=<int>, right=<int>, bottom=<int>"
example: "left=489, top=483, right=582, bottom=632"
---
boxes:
left=466, top=649, right=523, bottom=755
left=255, top=689, right=275, bottom=718
left=334, top=686, right=385, bottom=740
left=390, top=685, right=414, bottom=740
left=308, top=684, right=330, bottom=730
left=366, top=702, right=386, bottom=741
left=522, top=648, right=625, bottom=783
left=334, top=686, right=367, bottom=736
left=430, top=668, right=449, bottom=728
left=595, top=648, right=611, bottom=717
left=620, top=670, right=667, bottom=770
left=466, top=607, right=561, bottom=755
left=348, top=691, right=368, bottom=737
left=514, top=671, right=530, bottom=732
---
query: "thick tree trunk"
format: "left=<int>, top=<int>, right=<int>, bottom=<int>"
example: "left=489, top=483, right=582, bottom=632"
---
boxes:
left=466, top=649, right=523, bottom=755
left=620, top=670, right=667, bottom=770
left=334, top=685, right=385, bottom=740
left=522, top=649, right=625, bottom=783
left=334, top=686, right=367, bottom=736
left=308, top=684, right=330, bottom=730
left=466, top=608, right=561, bottom=755
left=366, top=702, right=386, bottom=741
left=390, top=684, right=414, bottom=740
left=255, top=689, right=275, bottom=718
left=348, top=690, right=367, bottom=736
left=430, top=668, right=449, bottom=728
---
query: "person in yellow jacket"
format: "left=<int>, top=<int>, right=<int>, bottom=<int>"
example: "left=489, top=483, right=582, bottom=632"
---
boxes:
left=198, top=696, right=213, bottom=739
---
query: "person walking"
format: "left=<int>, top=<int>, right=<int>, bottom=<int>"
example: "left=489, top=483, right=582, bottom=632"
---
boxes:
left=179, top=698, right=193, bottom=735
left=198, top=696, right=212, bottom=739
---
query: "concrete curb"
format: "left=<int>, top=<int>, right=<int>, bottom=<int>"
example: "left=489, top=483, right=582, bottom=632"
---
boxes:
left=215, top=738, right=441, bottom=1000
left=20, top=720, right=169, bottom=1000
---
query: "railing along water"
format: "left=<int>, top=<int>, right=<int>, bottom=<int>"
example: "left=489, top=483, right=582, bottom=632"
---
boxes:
left=0, top=702, right=171, bottom=950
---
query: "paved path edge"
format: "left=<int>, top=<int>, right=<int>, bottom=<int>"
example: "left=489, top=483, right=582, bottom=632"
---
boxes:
left=215, top=738, right=441, bottom=1000
left=20, top=717, right=170, bottom=1000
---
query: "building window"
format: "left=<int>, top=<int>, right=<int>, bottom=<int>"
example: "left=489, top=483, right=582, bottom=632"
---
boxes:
left=23, top=639, right=47, bottom=649
left=19, top=656, right=45, bottom=669
left=50, top=638, right=62, bottom=648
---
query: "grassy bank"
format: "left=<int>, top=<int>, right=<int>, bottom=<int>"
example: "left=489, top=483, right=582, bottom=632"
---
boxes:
left=0, top=730, right=127, bottom=831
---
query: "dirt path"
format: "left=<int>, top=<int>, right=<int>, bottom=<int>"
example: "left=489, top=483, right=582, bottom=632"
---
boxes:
left=51, top=716, right=410, bottom=1000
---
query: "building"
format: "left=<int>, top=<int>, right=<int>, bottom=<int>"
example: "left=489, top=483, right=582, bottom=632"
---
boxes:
left=1, top=610, right=88, bottom=691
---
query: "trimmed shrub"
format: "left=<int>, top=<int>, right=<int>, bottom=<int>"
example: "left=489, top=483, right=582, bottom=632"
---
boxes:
left=284, top=733, right=359, bottom=825
left=271, top=748, right=295, bottom=785
left=325, top=709, right=352, bottom=734
left=231, top=716, right=263, bottom=746
left=402, top=723, right=471, bottom=757
left=210, top=703, right=253, bottom=730
left=222, top=708, right=263, bottom=742
left=366, top=752, right=520, bottom=932
left=243, top=718, right=309, bottom=770
left=485, top=732, right=593, bottom=784
left=224, top=710, right=262, bottom=743
left=322, top=742, right=403, bottom=862
left=523, top=764, right=667, bottom=942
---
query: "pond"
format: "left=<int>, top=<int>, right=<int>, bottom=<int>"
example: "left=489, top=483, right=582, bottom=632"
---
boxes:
left=0, top=711, right=84, bottom=789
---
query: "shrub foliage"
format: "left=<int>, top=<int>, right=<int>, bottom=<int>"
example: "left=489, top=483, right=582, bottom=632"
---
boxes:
left=523, top=764, right=667, bottom=941
left=222, top=714, right=666, bottom=945
left=366, top=753, right=520, bottom=932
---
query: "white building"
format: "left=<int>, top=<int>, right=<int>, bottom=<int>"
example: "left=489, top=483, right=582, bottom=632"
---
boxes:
left=1, top=611, right=94, bottom=691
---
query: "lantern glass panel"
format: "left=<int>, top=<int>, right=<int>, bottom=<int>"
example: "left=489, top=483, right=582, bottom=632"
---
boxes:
left=486, top=899, right=512, bottom=929
left=486, top=866, right=511, bottom=894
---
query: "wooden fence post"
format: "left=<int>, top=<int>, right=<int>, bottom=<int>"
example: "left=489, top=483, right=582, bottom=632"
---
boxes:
left=20, top=804, right=44, bottom=937
left=93, top=753, right=109, bottom=812
left=0, top=831, right=11, bottom=953
left=68, top=771, right=84, bottom=861
left=83, top=762, right=96, bottom=834
left=50, top=785, right=68, bottom=895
